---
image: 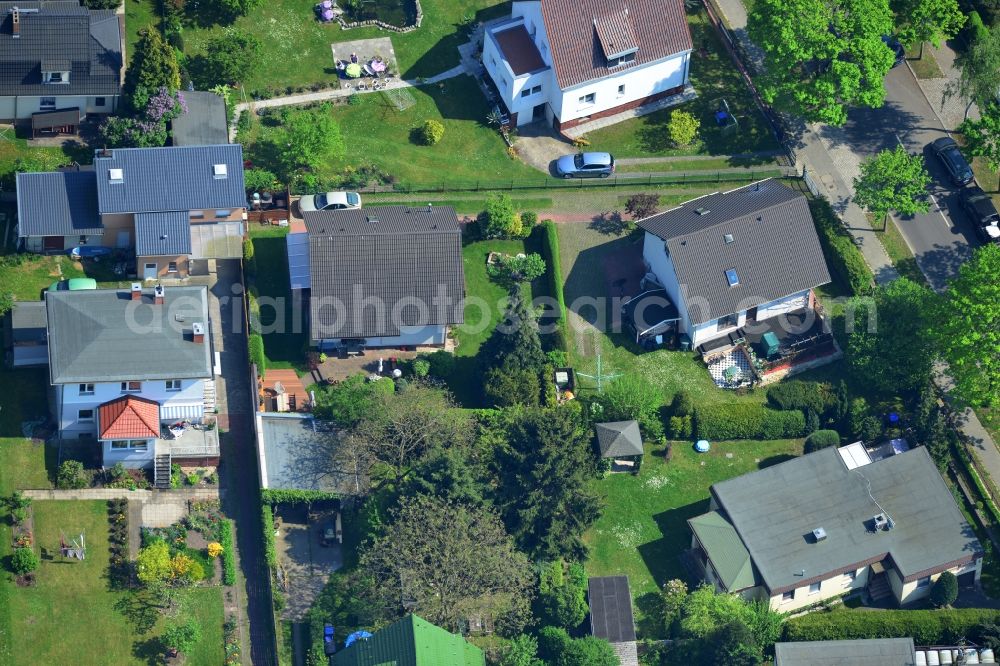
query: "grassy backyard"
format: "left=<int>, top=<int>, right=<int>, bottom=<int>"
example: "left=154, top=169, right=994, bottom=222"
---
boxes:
left=127, top=0, right=507, bottom=95
left=239, top=76, right=539, bottom=189
left=584, top=438, right=805, bottom=638
left=248, top=226, right=307, bottom=371
left=583, top=10, right=781, bottom=159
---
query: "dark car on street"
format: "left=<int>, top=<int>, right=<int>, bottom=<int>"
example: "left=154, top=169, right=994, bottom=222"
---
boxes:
left=882, top=36, right=905, bottom=68
left=961, top=186, right=1000, bottom=244
left=932, top=137, right=974, bottom=186
left=555, top=152, right=615, bottom=178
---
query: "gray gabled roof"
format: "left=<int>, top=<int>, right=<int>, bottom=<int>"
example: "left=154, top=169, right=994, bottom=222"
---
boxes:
left=46, top=286, right=212, bottom=384
left=135, top=211, right=191, bottom=257
left=774, top=639, right=916, bottom=666
left=638, top=180, right=831, bottom=325
left=588, top=576, right=636, bottom=643
left=711, top=446, right=981, bottom=594
left=170, top=91, right=228, bottom=147
left=10, top=301, right=47, bottom=342
left=0, top=2, right=122, bottom=97
left=688, top=510, right=756, bottom=592
left=16, top=170, right=103, bottom=237
left=93, top=144, right=246, bottom=214
left=595, top=420, right=643, bottom=457
left=305, top=206, right=465, bottom=341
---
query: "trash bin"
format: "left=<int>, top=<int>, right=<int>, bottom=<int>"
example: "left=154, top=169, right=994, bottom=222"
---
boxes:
left=678, top=334, right=692, bottom=351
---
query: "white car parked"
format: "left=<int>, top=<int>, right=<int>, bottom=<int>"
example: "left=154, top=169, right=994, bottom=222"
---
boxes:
left=298, top=191, right=362, bottom=212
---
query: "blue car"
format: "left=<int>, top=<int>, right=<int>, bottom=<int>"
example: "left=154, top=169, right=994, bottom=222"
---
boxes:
left=68, top=245, right=113, bottom=258
left=555, top=152, right=615, bottom=178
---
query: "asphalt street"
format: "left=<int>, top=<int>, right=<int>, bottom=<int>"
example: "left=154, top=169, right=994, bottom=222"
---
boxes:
left=828, top=65, right=979, bottom=291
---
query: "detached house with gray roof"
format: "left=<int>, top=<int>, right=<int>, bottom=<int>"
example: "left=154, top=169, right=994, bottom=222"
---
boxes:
left=0, top=1, right=122, bottom=122
left=46, top=284, right=219, bottom=485
left=482, top=0, right=692, bottom=129
left=17, top=144, right=246, bottom=277
left=688, top=445, right=982, bottom=612
left=638, top=180, right=832, bottom=349
left=303, top=206, right=465, bottom=351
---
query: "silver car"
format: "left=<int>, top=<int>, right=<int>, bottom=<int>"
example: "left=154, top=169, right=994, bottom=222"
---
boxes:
left=299, top=191, right=362, bottom=212
left=554, top=152, right=615, bottom=178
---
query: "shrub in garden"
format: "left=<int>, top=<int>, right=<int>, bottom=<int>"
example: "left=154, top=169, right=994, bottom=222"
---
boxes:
left=244, top=167, right=278, bottom=193
left=57, top=460, right=88, bottom=489
left=625, top=193, right=660, bottom=220
left=810, top=199, right=873, bottom=295
left=220, top=519, right=236, bottom=585
left=186, top=472, right=200, bottom=486
left=668, top=110, right=700, bottom=147
left=11, top=547, right=39, bottom=575
left=671, top=391, right=694, bottom=417
left=208, top=542, right=224, bottom=558
left=11, top=506, right=27, bottom=524
left=930, top=571, right=958, bottom=608
left=766, top=380, right=834, bottom=416
left=410, top=358, right=430, bottom=377
left=804, top=429, right=841, bottom=452
left=417, top=119, right=445, bottom=145
left=669, top=415, right=693, bottom=440
left=784, top=608, right=1000, bottom=644
left=248, top=333, right=266, bottom=374
left=478, top=193, right=522, bottom=238
left=163, top=617, right=202, bottom=655
left=694, top=403, right=807, bottom=440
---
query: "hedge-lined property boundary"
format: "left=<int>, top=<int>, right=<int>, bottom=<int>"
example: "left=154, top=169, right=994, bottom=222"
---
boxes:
left=693, top=403, right=807, bottom=440
left=220, top=519, right=236, bottom=585
left=809, top=198, right=874, bottom=296
left=534, top=220, right=569, bottom=352
left=260, top=489, right=339, bottom=506
left=784, top=608, right=1000, bottom=644
left=249, top=333, right=266, bottom=375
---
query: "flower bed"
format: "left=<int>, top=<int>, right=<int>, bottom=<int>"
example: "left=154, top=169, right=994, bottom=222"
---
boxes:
left=107, top=498, right=131, bottom=589
left=224, top=617, right=241, bottom=665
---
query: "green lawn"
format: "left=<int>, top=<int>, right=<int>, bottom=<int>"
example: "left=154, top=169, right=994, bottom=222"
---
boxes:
left=127, top=0, right=507, bottom=95
left=616, top=156, right=780, bottom=173
left=904, top=44, right=945, bottom=80
left=583, top=11, right=781, bottom=158
left=871, top=214, right=929, bottom=287
left=584, top=438, right=805, bottom=638
left=248, top=226, right=307, bottom=371
left=0, top=499, right=223, bottom=664
left=240, top=76, right=539, bottom=189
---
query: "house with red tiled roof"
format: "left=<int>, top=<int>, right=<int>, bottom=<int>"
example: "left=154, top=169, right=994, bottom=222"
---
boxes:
left=45, top=284, right=218, bottom=485
left=481, top=0, right=692, bottom=129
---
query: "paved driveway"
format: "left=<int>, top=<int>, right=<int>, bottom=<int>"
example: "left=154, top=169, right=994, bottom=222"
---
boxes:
left=814, top=65, right=979, bottom=291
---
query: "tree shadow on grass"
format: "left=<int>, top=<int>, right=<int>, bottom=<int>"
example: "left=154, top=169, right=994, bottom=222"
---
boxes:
left=401, top=4, right=509, bottom=80
left=758, top=454, right=796, bottom=469
left=132, top=635, right=167, bottom=666
left=115, top=591, right=160, bottom=635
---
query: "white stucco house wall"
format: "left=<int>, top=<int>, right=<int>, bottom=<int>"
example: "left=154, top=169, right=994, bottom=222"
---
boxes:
left=482, top=0, right=692, bottom=129
left=637, top=180, right=832, bottom=348
left=688, top=445, right=983, bottom=613
left=45, top=285, right=219, bottom=483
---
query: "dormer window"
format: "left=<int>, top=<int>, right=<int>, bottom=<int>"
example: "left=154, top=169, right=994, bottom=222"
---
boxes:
left=41, top=60, right=71, bottom=84
left=594, top=9, right=639, bottom=68
left=44, top=71, right=69, bottom=83
left=607, top=51, right=637, bottom=67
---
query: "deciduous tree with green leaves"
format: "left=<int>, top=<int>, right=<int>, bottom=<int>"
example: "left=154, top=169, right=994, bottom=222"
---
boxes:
left=937, top=244, right=1000, bottom=406
left=748, top=0, right=895, bottom=125
left=892, top=0, right=965, bottom=59
left=953, top=27, right=1000, bottom=116
left=960, top=103, right=1000, bottom=179
left=279, top=105, right=344, bottom=175
left=853, top=145, right=931, bottom=227
left=668, top=110, right=700, bottom=147
left=198, top=31, right=262, bottom=86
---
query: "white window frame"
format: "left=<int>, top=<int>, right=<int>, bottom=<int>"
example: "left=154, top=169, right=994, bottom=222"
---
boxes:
left=578, top=92, right=596, bottom=106
left=110, top=440, right=148, bottom=451
left=808, top=582, right=822, bottom=595
left=120, top=381, right=141, bottom=393
left=167, top=262, right=178, bottom=274
left=165, top=380, right=182, bottom=392
left=214, top=209, right=231, bottom=218
left=782, top=590, right=794, bottom=601
left=79, top=383, right=95, bottom=396
left=617, top=84, right=625, bottom=97
left=40, top=96, right=56, bottom=110
left=78, top=409, right=94, bottom=422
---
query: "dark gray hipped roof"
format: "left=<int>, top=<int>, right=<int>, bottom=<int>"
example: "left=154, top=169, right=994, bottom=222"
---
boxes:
left=774, top=639, right=916, bottom=666
left=16, top=170, right=102, bottom=237
left=638, top=180, right=831, bottom=325
left=595, top=420, right=643, bottom=457
left=135, top=211, right=191, bottom=257
left=305, top=206, right=465, bottom=341
left=93, top=144, right=246, bottom=214
left=588, top=576, right=636, bottom=643
left=711, top=446, right=981, bottom=593
left=0, top=2, right=122, bottom=97
left=170, top=91, right=228, bottom=147
left=46, top=286, right=212, bottom=384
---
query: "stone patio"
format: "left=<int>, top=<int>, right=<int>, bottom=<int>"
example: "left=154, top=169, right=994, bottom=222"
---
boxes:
left=330, top=37, right=398, bottom=81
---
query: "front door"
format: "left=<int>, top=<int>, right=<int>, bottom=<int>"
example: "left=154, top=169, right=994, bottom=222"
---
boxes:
left=533, top=103, right=546, bottom=121
left=143, top=262, right=157, bottom=280
left=746, top=307, right=758, bottom=323
left=116, top=231, right=131, bottom=249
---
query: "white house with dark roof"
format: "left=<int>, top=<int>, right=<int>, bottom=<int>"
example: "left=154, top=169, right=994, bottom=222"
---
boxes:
left=17, top=145, right=246, bottom=278
left=688, top=446, right=982, bottom=612
left=637, top=180, right=832, bottom=348
left=45, top=284, right=219, bottom=483
left=0, top=1, right=123, bottom=121
left=481, top=0, right=692, bottom=129
left=304, top=206, right=465, bottom=351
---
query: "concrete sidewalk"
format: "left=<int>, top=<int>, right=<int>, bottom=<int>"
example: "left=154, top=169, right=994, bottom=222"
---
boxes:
left=912, top=41, right=978, bottom=131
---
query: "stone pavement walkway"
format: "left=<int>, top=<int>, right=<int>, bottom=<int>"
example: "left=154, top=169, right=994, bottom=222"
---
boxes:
left=21, top=487, right=221, bottom=500
left=911, top=41, right=978, bottom=131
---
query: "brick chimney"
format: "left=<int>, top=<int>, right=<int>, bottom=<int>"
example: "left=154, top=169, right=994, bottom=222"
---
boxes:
left=153, top=284, right=164, bottom=305
left=12, top=8, right=20, bottom=38
left=192, top=322, right=205, bottom=344
left=130, top=282, right=142, bottom=301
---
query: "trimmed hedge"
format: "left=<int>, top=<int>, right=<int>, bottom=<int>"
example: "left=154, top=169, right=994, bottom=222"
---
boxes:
left=694, top=403, right=807, bottom=440
left=220, top=519, right=236, bottom=585
left=248, top=333, right=266, bottom=375
left=784, top=608, right=1000, bottom=645
left=261, top=504, right=277, bottom=571
left=805, top=429, right=841, bottom=452
left=809, top=198, right=873, bottom=296
left=537, top=220, right=568, bottom=351
left=767, top=381, right=834, bottom=416
left=260, top=489, right=338, bottom=505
